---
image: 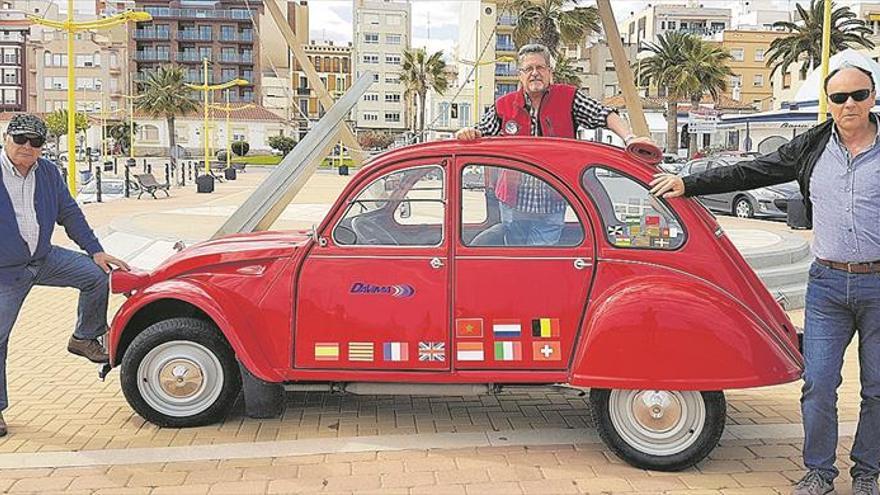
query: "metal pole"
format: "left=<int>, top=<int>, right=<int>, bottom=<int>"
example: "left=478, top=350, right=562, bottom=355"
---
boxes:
left=226, top=89, right=231, bottom=170
left=165, top=162, right=170, bottom=186
left=124, top=158, right=133, bottom=198
left=86, top=147, right=92, bottom=172
left=66, top=0, right=76, bottom=196
left=818, top=0, right=833, bottom=123
left=96, top=167, right=102, bottom=203
left=473, top=21, right=479, bottom=125
left=203, top=58, right=210, bottom=175
left=129, top=77, right=135, bottom=160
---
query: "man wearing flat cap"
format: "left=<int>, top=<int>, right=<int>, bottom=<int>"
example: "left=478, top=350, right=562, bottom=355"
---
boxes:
left=0, top=113, right=129, bottom=437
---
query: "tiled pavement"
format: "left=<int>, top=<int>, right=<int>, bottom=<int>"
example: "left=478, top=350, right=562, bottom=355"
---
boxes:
left=0, top=169, right=867, bottom=494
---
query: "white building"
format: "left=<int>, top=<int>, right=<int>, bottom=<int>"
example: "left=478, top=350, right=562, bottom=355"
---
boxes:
left=424, top=82, right=473, bottom=141
left=352, top=0, right=411, bottom=133
left=619, top=1, right=731, bottom=46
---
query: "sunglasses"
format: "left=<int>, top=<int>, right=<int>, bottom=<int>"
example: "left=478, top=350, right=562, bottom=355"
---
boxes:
left=828, top=89, right=873, bottom=104
left=11, top=134, right=45, bottom=148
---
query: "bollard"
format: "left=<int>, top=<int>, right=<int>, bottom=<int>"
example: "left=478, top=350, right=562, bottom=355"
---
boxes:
left=86, top=147, right=93, bottom=173
left=165, top=163, right=170, bottom=186
left=125, top=158, right=136, bottom=198
left=113, top=156, right=118, bottom=175
left=95, top=167, right=102, bottom=203
left=143, top=158, right=148, bottom=173
left=180, top=161, right=186, bottom=187
left=188, top=161, right=194, bottom=181
left=146, top=162, right=152, bottom=174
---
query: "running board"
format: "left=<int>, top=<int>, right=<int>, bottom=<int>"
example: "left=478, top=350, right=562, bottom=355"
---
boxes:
left=282, top=382, right=584, bottom=397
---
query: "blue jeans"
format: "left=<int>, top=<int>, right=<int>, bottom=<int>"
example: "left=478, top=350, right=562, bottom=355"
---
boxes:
left=499, top=202, right=565, bottom=246
left=802, top=261, right=880, bottom=481
left=0, top=246, right=109, bottom=411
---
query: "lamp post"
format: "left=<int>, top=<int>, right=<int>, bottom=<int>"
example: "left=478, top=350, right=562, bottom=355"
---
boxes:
left=209, top=90, right=254, bottom=170
left=185, top=58, right=248, bottom=175
left=817, top=0, right=833, bottom=123
left=29, top=2, right=150, bottom=196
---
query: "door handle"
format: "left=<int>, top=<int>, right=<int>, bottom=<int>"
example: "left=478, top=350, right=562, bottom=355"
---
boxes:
left=573, top=258, right=589, bottom=270
left=430, top=257, right=444, bottom=269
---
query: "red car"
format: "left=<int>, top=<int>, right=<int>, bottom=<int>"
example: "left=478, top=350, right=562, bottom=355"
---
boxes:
left=107, top=137, right=803, bottom=471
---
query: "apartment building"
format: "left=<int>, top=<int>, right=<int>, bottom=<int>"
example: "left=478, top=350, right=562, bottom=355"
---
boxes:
left=0, top=2, right=28, bottom=112
left=291, top=40, right=352, bottom=140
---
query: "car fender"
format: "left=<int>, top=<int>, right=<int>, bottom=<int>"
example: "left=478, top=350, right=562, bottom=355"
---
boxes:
left=109, top=278, right=284, bottom=383
left=569, top=265, right=802, bottom=390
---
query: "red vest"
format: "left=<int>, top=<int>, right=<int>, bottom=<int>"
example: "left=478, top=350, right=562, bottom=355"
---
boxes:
left=494, top=84, right=577, bottom=138
left=493, top=84, right=577, bottom=205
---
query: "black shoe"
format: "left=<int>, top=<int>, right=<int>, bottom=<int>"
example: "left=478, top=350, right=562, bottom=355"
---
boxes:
left=67, top=336, right=108, bottom=363
left=0, top=411, right=7, bottom=437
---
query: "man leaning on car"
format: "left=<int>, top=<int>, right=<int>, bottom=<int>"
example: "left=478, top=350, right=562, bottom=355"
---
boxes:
left=651, top=64, right=880, bottom=495
left=0, top=114, right=129, bottom=437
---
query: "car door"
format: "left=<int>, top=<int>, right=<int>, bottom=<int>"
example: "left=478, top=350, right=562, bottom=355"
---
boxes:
left=294, top=160, right=451, bottom=370
left=452, top=157, right=594, bottom=370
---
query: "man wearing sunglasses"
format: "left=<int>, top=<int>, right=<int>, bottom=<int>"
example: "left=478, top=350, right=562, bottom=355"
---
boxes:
left=0, top=113, right=129, bottom=437
left=650, top=64, right=880, bottom=495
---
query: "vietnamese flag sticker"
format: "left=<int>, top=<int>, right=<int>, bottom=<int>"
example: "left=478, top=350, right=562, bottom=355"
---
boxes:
left=455, top=318, right=483, bottom=338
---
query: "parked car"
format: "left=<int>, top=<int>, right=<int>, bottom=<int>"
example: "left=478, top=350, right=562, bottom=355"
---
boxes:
left=107, top=137, right=802, bottom=472
left=679, top=157, right=800, bottom=218
left=76, top=178, right=126, bottom=204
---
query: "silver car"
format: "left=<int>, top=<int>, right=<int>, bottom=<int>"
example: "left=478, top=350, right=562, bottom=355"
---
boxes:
left=679, top=157, right=799, bottom=219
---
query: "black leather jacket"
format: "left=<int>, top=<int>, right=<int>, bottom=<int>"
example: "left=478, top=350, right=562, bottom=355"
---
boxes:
left=682, top=117, right=849, bottom=228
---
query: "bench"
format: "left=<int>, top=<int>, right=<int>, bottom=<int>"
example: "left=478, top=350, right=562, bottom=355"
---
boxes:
left=134, top=173, right=170, bottom=199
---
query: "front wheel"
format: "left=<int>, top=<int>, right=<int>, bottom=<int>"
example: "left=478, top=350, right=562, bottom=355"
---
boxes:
left=120, top=317, right=242, bottom=427
left=733, top=197, right=754, bottom=218
left=590, top=389, right=726, bottom=471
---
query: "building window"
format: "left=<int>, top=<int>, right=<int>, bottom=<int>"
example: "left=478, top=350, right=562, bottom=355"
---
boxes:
left=385, top=54, right=401, bottom=65
left=364, top=93, right=379, bottom=102
left=364, top=32, right=379, bottom=44
left=385, top=112, right=401, bottom=122
left=365, top=13, right=379, bottom=25
left=385, top=74, right=400, bottom=84
left=730, top=48, right=744, bottom=61
left=363, top=53, right=379, bottom=64
left=755, top=49, right=765, bottom=62
left=140, top=124, right=160, bottom=142
left=364, top=112, right=379, bottom=121
left=753, top=74, right=764, bottom=87
left=386, top=34, right=401, bottom=45
left=373, top=73, right=380, bottom=82
left=667, top=20, right=676, bottom=30
left=730, top=74, right=742, bottom=87
left=385, top=93, right=401, bottom=103
left=783, top=72, right=792, bottom=89
left=386, top=14, right=401, bottom=26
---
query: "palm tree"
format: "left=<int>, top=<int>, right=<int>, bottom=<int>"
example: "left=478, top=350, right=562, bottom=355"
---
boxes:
left=134, top=65, right=198, bottom=173
left=106, top=120, right=139, bottom=156
left=399, top=48, right=448, bottom=142
left=551, top=56, right=582, bottom=86
left=505, top=0, right=600, bottom=54
left=766, top=0, right=874, bottom=79
left=639, top=32, right=732, bottom=154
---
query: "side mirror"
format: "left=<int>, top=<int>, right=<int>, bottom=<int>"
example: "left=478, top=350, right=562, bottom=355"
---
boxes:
left=398, top=201, right=411, bottom=219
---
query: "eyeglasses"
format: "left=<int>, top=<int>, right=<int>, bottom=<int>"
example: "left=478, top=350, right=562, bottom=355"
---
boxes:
left=11, top=134, right=45, bottom=148
left=828, top=89, right=872, bottom=104
left=519, top=65, right=549, bottom=74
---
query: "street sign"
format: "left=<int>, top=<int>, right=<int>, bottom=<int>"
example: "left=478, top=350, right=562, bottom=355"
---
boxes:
left=687, top=107, right=719, bottom=134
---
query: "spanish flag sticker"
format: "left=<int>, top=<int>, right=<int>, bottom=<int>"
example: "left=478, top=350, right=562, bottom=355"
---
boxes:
left=531, top=318, right=560, bottom=338
left=314, top=343, right=339, bottom=361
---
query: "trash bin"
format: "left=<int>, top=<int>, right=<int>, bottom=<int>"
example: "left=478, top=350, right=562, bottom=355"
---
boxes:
left=79, top=169, right=93, bottom=183
left=338, top=164, right=349, bottom=176
left=103, top=160, right=113, bottom=172
left=196, top=174, right=214, bottom=193
left=224, top=168, right=237, bottom=180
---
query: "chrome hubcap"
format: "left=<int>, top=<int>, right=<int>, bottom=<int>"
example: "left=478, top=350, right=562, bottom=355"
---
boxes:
left=609, top=390, right=705, bottom=456
left=158, top=359, right=204, bottom=398
left=137, top=341, right=224, bottom=418
left=736, top=201, right=751, bottom=217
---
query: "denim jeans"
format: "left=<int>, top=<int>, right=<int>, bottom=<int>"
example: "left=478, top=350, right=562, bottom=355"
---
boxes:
left=802, top=261, right=880, bottom=481
left=0, top=246, right=109, bottom=411
left=499, top=202, right=565, bottom=246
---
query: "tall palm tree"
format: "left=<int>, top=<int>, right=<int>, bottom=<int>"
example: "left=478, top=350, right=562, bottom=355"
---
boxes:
left=134, top=65, right=198, bottom=173
left=399, top=48, right=448, bottom=142
left=505, top=0, right=600, bottom=55
left=551, top=56, right=582, bottom=86
left=766, top=0, right=874, bottom=79
left=639, top=32, right=732, bottom=154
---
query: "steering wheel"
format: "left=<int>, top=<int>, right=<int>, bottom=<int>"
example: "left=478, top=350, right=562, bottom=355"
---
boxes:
left=351, top=216, right=400, bottom=246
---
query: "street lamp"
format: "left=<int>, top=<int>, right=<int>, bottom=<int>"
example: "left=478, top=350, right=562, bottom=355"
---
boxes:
left=185, top=58, right=248, bottom=175
left=209, top=90, right=254, bottom=171
left=458, top=55, right=516, bottom=124
left=29, top=2, right=151, bottom=196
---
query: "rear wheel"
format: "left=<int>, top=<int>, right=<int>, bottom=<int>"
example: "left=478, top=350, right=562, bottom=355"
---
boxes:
left=733, top=197, right=754, bottom=218
left=120, top=317, right=241, bottom=427
left=590, top=389, right=726, bottom=471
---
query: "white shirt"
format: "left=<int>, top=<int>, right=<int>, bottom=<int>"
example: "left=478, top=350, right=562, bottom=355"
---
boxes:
left=1, top=150, right=39, bottom=255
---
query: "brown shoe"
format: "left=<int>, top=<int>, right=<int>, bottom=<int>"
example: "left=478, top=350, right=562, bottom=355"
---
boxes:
left=67, top=336, right=108, bottom=363
left=0, top=411, right=7, bottom=437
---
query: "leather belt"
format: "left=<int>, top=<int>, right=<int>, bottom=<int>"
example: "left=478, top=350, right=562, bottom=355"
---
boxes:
left=816, top=258, right=880, bottom=274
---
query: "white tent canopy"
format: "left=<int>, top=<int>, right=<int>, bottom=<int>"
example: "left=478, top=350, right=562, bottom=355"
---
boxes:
left=791, top=49, right=880, bottom=107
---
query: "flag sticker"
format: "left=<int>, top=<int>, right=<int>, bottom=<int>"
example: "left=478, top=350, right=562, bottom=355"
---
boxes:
left=383, top=342, right=409, bottom=362
left=493, top=319, right=522, bottom=338
left=531, top=318, right=560, bottom=338
left=314, top=343, right=339, bottom=361
left=455, top=318, right=483, bottom=338
left=418, top=342, right=446, bottom=362
left=494, top=341, right=522, bottom=361
left=348, top=342, right=374, bottom=362
left=456, top=342, right=484, bottom=361
left=532, top=341, right=561, bottom=361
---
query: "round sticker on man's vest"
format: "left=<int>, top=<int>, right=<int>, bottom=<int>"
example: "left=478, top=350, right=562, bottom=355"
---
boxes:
left=504, top=120, right=519, bottom=135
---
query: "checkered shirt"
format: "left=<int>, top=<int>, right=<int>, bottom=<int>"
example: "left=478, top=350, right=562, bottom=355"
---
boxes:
left=1, top=150, right=39, bottom=255
left=476, top=89, right=615, bottom=214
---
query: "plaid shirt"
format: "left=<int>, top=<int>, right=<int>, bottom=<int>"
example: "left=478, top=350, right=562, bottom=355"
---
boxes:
left=476, top=89, right=615, bottom=214
left=1, top=151, right=39, bottom=255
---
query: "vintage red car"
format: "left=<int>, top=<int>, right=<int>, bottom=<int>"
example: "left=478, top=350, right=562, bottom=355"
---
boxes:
left=107, top=137, right=803, bottom=471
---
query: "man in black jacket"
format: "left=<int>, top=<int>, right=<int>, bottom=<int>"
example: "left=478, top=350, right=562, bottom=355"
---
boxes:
left=651, top=65, right=880, bottom=495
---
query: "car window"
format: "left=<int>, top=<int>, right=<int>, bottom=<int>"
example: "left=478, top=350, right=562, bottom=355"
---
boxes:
left=582, top=166, right=685, bottom=250
left=461, top=164, right=584, bottom=247
left=689, top=160, right=708, bottom=174
left=333, top=165, right=445, bottom=247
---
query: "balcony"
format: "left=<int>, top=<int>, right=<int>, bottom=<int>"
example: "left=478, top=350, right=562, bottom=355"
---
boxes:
left=219, top=53, right=254, bottom=64
left=133, top=29, right=170, bottom=40
left=179, top=31, right=212, bottom=41
left=497, top=14, right=518, bottom=26
left=496, top=42, right=516, bottom=52
left=495, top=67, right=518, bottom=77
left=176, top=52, right=208, bottom=63
left=134, top=51, right=171, bottom=62
left=140, top=7, right=253, bottom=21
left=296, top=87, right=310, bottom=95
left=219, top=31, right=254, bottom=43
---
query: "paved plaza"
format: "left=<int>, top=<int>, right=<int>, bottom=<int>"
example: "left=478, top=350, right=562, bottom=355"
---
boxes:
left=0, top=167, right=864, bottom=494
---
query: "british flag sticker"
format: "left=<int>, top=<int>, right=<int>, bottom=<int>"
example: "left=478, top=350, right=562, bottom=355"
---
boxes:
left=418, top=342, right=446, bottom=362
